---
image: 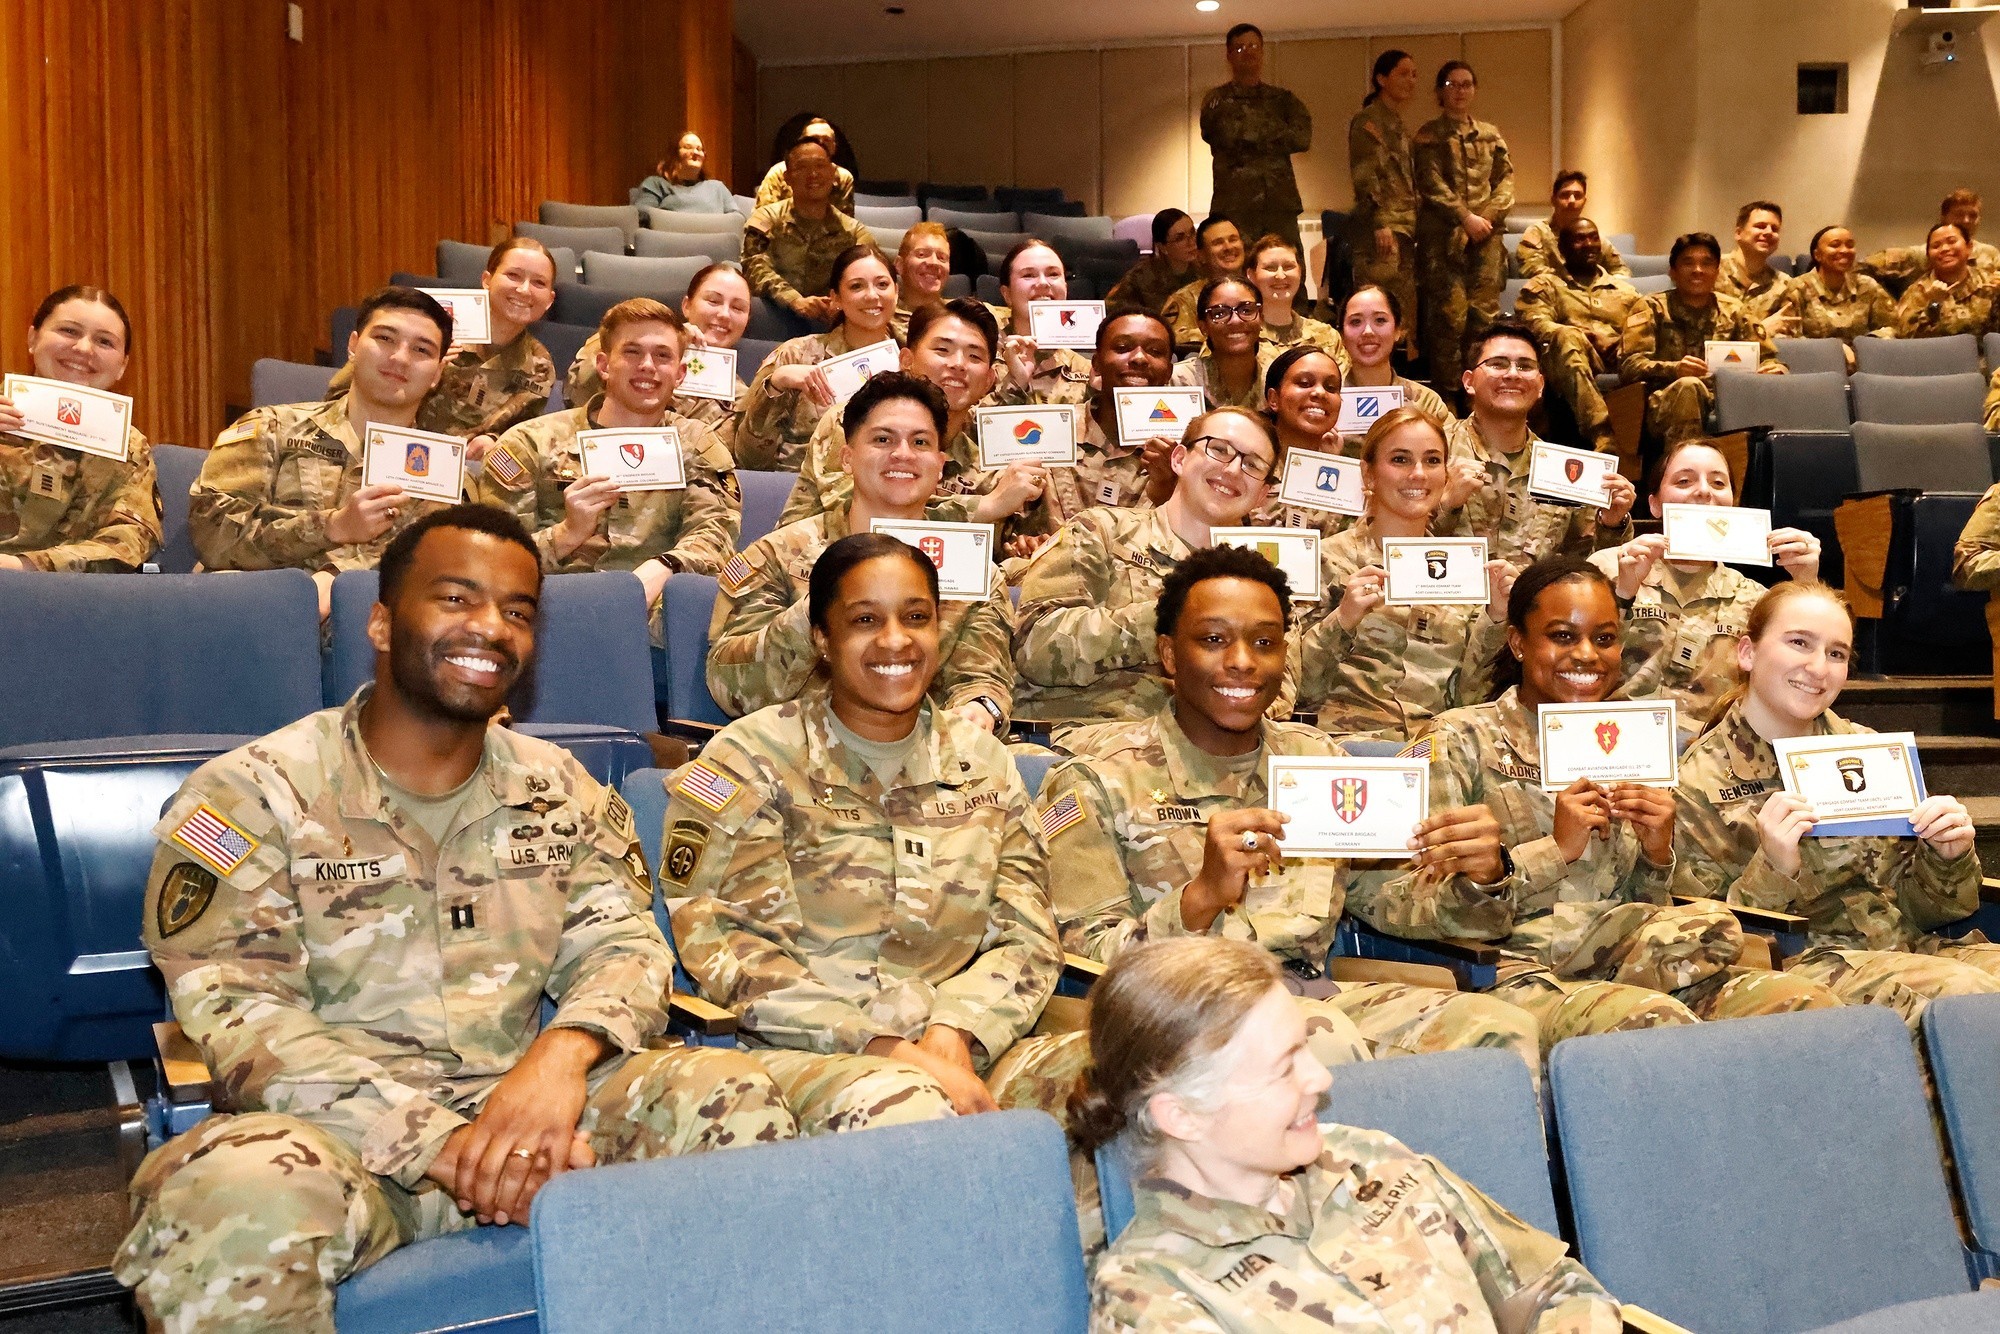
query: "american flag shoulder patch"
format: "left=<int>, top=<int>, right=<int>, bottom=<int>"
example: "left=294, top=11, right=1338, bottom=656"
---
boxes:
left=484, top=440, right=530, bottom=489
left=169, top=803, right=260, bottom=876
left=718, top=551, right=755, bottom=596
left=673, top=760, right=742, bottom=814
left=1039, top=792, right=1086, bottom=841
left=1397, top=736, right=1433, bottom=762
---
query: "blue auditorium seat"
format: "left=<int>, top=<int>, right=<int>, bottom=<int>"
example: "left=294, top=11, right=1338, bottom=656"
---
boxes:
left=532, top=1111, right=1087, bottom=1333
left=1853, top=333, right=1980, bottom=377
left=333, top=1227, right=538, bottom=1334
left=1921, top=995, right=2000, bottom=1278
left=736, top=469, right=796, bottom=548
left=149, top=443, right=206, bottom=574
left=0, top=570, right=321, bottom=750
left=251, top=357, right=336, bottom=408
left=655, top=573, right=730, bottom=731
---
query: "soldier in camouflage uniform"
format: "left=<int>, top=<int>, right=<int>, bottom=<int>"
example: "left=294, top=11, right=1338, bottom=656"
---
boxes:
left=565, top=263, right=756, bottom=456
left=1247, top=235, right=1346, bottom=364
left=114, top=509, right=798, bottom=1333
left=983, top=240, right=1096, bottom=416
left=741, top=139, right=875, bottom=325
left=1014, top=408, right=1286, bottom=728
left=1409, top=559, right=1838, bottom=1047
left=669, top=531, right=1086, bottom=1124
left=1163, top=219, right=1247, bottom=357
left=1042, top=547, right=1539, bottom=1077
left=1170, top=278, right=1286, bottom=412
left=469, top=299, right=739, bottom=644
left=1893, top=223, right=1997, bottom=339
left=1414, top=61, right=1514, bottom=391
left=1775, top=227, right=1896, bottom=365
left=1514, top=171, right=1630, bottom=282
left=1618, top=233, right=1779, bottom=447
left=1716, top=201, right=1793, bottom=338
left=1347, top=51, right=1421, bottom=346
left=1436, top=323, right=1636, bottom=569
left=1105, top=209, right=1200, bottom=316
left=1516, top=220, right=1638, bottom=453
left=1861, top=188, right=2000, bottom=287
left=752, top=117, right=855, bottom=215
left=0, top=285, right=159, bottom=571
left=1338, top=284, right=1458, bottom=426
left=1954, top=481, right=2000, bottom=587
left=709, top=371, right=1014, bottom=731
left=1251, top=346, right=1356, bottom=541
left=1675, top=583, right=2000, bottom=1029
left=1200, top=24, right=1312, bottom=254
left=191, top=288, right=457, bottom=614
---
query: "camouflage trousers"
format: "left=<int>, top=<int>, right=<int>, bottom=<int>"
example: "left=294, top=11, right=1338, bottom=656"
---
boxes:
left=753, top=1049, right=956, bottom=1134
left=1295, top=977, right=1541, bottom=1087
left=1348, top=229, right=1419, bottom=351
left=1539, top=327, right=1617, bottom=450
left=114, top=1046, right=789, bottom=1334
left=1416, top=224, right=1506, bottom=389
left=1644, top=376, right=1714, bottom=446
left=1785, top=942, right=2000, bottom=1031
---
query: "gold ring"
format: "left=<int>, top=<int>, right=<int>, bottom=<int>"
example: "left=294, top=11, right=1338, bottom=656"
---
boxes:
left=510, top=1147, right=534, bottom=1160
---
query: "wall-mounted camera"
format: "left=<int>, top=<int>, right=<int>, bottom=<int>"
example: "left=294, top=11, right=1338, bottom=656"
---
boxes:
left=1921, top=29, right=1959, bottom=68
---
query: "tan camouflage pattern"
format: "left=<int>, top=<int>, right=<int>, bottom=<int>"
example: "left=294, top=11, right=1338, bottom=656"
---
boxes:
left=984, top=346, right=1094, bottom=410
left=0, top=426, right=159, bottom=570
left=1893, top=271, right=1998, bottom=339
left=1294, top=517, right=1509, bottom=739
left=776, top=406, right=988, bottom=529
left=1347, top=103, right=1418, bottom=238
left=1618, top=291, right=1774, bottom=446
left=1093, top=1125, right=1620, bottom=1334
left=734, top=326, right=894, bottom=472
left=1587, top=550, right=1761, bottom=740
left=1170, top=345, right=1285, bottom=412
left=469, top=396, right=740, bottom=585
left=562, top=330, right=745, bottom=455
left=1436, top=416, right=1630, bottom=568
left=750, top=1048, right=956, bottom=1135
left=190, top=396, right=451, bottom=572
left=741, top=202, right=875, bottom=313
left=1774, top=270, right=1896, bottom=344
left=1953, top=482, right=2000, bottom=590
left=329, top=332, right=554, bottom=441
left=665, top=693, right=1061, bottom=1070
left=753, top=159, right=855, bottom=215
left=1515, top=220, right=1629, bottom=282
left=1986, top=372, right=2000, bottom=435
left=1106, top=257, right=1199, bottom=316
left=1258, top=315, right=1348, bottom=368
left=1516, top=266, right=1640, bottom=449
left=1201, top=82, right=1313, bottom=253
left=116, top=1046, right=792, bottom=1334
left=1860, top=238, right=2000, bottom=287
left=1716, top=252, right=1792, bottom=335
left=1164, top=281, right=1210, bottom=358
left=1414, top=115, right=1515, bottom=388
left=705, top=505, right=1015, bottom=723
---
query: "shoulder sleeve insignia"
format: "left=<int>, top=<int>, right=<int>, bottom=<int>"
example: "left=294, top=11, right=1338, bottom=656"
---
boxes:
left=484, top=440, right=531, bottom=490
left=1039, top=792, right=1087, bottom=842
left=213, top=420, right=259, bottom=450
left=719, top=551, right=756, bottom=596
left=671, top=759, right=743, bottom=814
left=661, top=818, right=712, bottom=887
left=1396, top=736, right=1433, bottom=762
left=168, top=803, right=260, bottom=876
left=157, top=862, right=218, bottom=938
left=604, top=789, right=635, bottom=841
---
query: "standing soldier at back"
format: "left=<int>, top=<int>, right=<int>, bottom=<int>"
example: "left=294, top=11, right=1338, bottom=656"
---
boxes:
left=1347, top=49, right=1421, bottom=356
left=1201, top=24, right=1313, bottom=255
left=1414, top=60, right=1514, bottom=394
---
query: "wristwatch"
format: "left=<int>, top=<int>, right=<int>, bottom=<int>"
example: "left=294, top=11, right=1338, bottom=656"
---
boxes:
left=973, top=696, right=1004, bottom=727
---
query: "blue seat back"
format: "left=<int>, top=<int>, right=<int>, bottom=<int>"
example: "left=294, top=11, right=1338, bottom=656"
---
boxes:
left=1775, top=337, right=1848, bottom=376
left=1550, top=1007, right=1969, bottom=1334
left=1013, top=752, right=1055, bottom=799
left=0, top=571, right=321, bottom=748
left=251, top=358, right=336, bottom=408
left=0, top=736, right=254, bottom=1061
left=618, top=767, right=669, bottom=905
left=630, top=230, right=739, bottom=264
left=334, top=1226, right=537, bottom=1334
left=151, top=443, right=206, bottom=574
left=1714, top=370, right=1851, bottom=433
left=1922, top=996, right=2000, bottom=1276
left=736, top=336, right=779, bottom=379
left=658, top=575, right=729, bottom=727
left=530, top=321, right=593, bottom=396
left=737, top=469, right=797, bottom=548
left=324, top=571, right=657, bottom=735
left=532, top=1111, right=1087, bottom=1333
left=1850, top=371, right=1988, bottom=425
left=1853, top=332, right=1981, bottom=376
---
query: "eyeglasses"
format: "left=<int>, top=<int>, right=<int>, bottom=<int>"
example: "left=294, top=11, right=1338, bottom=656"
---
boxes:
left=1474, top=357, right=1542, bottom=377
left=1188, top=435, right=1274, bottom=481
left=1201, top=303, right=1262, bottom=324
left=1442, top=78, right=1477, bottom=91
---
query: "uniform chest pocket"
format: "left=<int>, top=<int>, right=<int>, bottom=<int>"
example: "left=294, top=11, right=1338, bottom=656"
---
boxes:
left=607, top=490, right=679, bottom=554
left=282, top=451, right=354, bottom=510
left=1480, top=766, right=1551, bottom=845
left=1105, top=557, right=1163, bottom=611
left=292, top=851, right=421, bottom=973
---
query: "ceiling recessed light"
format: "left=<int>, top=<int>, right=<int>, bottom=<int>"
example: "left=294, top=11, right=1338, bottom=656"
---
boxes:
left=1195, top=1, right=1219, bottom=10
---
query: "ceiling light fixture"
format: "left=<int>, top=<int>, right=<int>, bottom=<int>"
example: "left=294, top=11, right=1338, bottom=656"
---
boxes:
left=1196, top=1, right=1220, bottom=10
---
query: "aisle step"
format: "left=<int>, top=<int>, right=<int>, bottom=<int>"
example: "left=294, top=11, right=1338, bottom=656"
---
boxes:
left=1839, top=677, right=1995, bottom=737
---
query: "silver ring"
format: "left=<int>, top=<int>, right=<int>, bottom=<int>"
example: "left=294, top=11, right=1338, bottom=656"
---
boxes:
left=509, top=1147, right=534, bottom=1160
left=1241, top=831, right=1260, bottom=852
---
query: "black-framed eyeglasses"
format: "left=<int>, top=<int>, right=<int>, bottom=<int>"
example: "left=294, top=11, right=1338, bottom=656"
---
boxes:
left=1187, top=435, right=1274, bottom=481
left=1201, top=303, right=1262, bottom=324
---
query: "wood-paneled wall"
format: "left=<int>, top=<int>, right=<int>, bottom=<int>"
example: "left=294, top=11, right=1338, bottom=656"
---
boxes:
left=0, top=0, right=732, bottom=451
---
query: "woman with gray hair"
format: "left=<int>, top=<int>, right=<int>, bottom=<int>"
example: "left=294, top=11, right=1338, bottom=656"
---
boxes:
left=1072, top=937, right=1623, bottom=1332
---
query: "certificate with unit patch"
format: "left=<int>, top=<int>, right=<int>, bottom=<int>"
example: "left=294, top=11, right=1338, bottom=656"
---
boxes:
left=678, top=345, right=738, bottom=401
left=1773, top=731, right=1925, bottom=831
left=1210, top=528, right=1321, bottom=602
left=1382, top=537, right=1489, bottom=606
left=425, top=288, right=491, bottom=346
left=1661, top=503, right=1771, bottom=566
left=363, top=424, right=465, bottom=503
left=1112, top=386, right=1205, bottom=442
left=1277, top=446, right=1365, bottom=517
left=1266, top=756, right=1428, bottom=858
left=1528, top=441, right=1618, bottom=508
left=1334, top=383, right=1403, bottom=436
left=1537, top=701, right=1679, bottom=790
left=1704, top=340, right=1761, bottom=371
left=869, top=519, right=994, bottom=600
left=1027, top=300, right=1105, bottom=350
left=973, top=404, right=1081, bottom=468
left=818, top=340, right=902, bottom=408
left=577, top=427, right=687, bottom=492
left=1, top=374, right=132, bottom=461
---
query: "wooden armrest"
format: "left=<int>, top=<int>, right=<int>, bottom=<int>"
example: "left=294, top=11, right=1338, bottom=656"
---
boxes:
left=1674, top=893, right=1809, bottom=934
left=1981, top=876, right=2000, bottom=905
left=1622, top=1303, right=1694, bottom=1334
left=152, top=1022, right=213, bottom=1105
left=668, top=991, right=737, bottom=1037
left=1062, top=953, right=1106, bottom=986
left=1328, top=956, right=1458, bottom=991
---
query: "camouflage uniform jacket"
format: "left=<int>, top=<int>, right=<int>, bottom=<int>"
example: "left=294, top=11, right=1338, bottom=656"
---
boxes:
left=1587, top=550, right=1759, bottom=732
left=1345, top=373, right=1454, bottom=431
left=1200, top=82, right=1313, bottom=225
left=734, top=325, right=897, bottom=472
left=984, top=346, right=1094, bottom=410
left=1436, top=416, right=1630, bottom=568
left=1295, top=518, right=1509, bottom=740
left=663, top=694, right=1060, bottom=1070
left=1716, top=252, right=1791, bottom=330
left=1165, top=280, right=1212, bottom=356
left=1893, top=271, right=1997, bottom=339
left=1953, top=482, right=2000, bottom=589
left=1618, top=291, right=1774, bottom=386
left=777, top=407, right=988, bottom=529
left=1774, top=270, right=1896, bottom=344
left=752, top=160, right=855, bottom=215
left=741, top=202, right=875, bottom=311
left=1106, top=257, right=1198, bottom=315
left=0, top=427, right=159, bottom=570
left=1861, top=238, right=2000, bottom=287
left=1516, top=267, right=1639, bottom=350
left=1259, top=315, right=1348, bottom=368
left=562, top=330, right=744, bottom=454
left=190, top=396, right=448, bottom=573
left=1413, top=116, right=1515, bottom=232
left=1674, top=703, right=1981, bottom=952
left=472, top=397, right=739, bottom=577
left=1515, top=222, right=1629, bottom=282
left=706, top=504, right=1015, bottom=722
left=1171, top=346, right=1283, bottom=412
left=328, top=332, right=554, bottom=440
left=1347, top=103, right=1418, bottom=236
left=1425, top=690, right=1693, bottom=974
left=1093, top=1126, right=1620, bottom=1334
left=1990, top=371, right=2000, bottom=434
left=142, top=688, right=672, bottom=1187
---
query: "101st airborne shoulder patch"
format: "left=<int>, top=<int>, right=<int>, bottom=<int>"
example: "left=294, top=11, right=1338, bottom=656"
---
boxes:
left=157, top=862, right=218, bottom=938
left=661, top=819, right=711, bottom=887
